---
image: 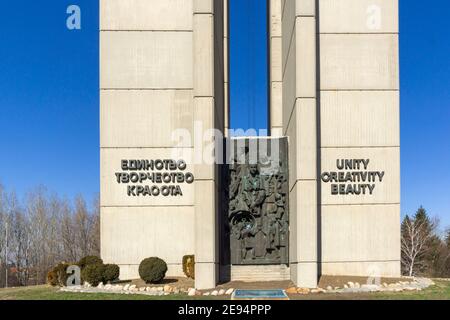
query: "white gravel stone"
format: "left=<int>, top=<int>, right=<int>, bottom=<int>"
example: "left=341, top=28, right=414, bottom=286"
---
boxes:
left=225, top=288, right=234, bottom=295
left=211, top=290, right=219, bottom=296
left=188, top=288, right=197, bottom=296
left=361, top=284, right=379, bottom=291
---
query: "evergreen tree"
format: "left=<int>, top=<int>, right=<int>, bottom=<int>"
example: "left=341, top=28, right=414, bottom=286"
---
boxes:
left=415, top=207, right=433, bottom=274
left=414, top=206, right=432, bottom=233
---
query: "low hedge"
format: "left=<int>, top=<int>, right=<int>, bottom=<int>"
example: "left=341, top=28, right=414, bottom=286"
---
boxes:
left=47, top=262, right=71, bottom=287
left=47, top=258, right=120, bottom=287
left=81, top=264, right=106, bottom=287
left=81, top=263, right=120, bottom=286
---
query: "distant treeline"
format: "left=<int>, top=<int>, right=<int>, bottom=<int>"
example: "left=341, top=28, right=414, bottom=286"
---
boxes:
left=0, top=184, right=99, bottom=287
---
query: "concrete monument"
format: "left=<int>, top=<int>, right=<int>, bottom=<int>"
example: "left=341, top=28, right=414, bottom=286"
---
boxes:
left=100, top=0, right=400, bottom=289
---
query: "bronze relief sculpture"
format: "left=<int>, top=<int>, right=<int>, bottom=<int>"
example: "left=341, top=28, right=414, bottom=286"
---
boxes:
left=227, top=138, right=289, bottom=265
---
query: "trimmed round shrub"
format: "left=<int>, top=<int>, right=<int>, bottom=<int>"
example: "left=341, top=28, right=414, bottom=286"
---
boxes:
left=81, top=264, right=106, bottom=286
left=103, top=264, right=120, bottom=283
left=78, top=256, right=103, bottom=270
left=138, top=257, right=168, bottom=283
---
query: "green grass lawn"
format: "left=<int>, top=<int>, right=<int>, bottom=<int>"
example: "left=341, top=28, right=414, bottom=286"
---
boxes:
left=0, top=281, right=449, bottom=300
left=0, top=286, right=215, bottom=300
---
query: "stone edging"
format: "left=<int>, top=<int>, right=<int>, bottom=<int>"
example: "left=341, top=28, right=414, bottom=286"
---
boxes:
left=286, top=278, right=435, bottom=295
left=60, top=283, right=235, bottom=297
left=60, top=278, right=435, bottom=297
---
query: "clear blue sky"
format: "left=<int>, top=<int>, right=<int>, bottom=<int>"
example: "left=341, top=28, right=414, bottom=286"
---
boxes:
left=0, top=1, right=449, bottom=227
left=229, top=0, right=268, bottom=134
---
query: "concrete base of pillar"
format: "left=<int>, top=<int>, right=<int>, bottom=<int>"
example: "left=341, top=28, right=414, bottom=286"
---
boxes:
left=290, top=262, right=318, bottom=288
left=195, top=263, right=218, bottom=289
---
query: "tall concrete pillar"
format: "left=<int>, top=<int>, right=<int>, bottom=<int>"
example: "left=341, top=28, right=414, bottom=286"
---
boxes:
left=318, top=0, right=400, bottom=277
left=193, top=0, right=225, bottom=289
left=100, top=0, right=226, bottom=288
left=282, top=0, right=318, bottom=288
left=279, top=0, right=400, bottom=287
left=100, top=0, right=197, bottom=279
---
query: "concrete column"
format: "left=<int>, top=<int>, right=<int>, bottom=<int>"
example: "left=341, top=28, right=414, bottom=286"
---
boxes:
left=270, top=0, right=283, bottom=137
left=193, top=0, right=225, bottom=289
left=282, top=0, right=318, bottom=288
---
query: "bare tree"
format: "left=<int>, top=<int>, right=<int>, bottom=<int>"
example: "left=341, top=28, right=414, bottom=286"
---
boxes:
left=47, top=195, right=66, bottom=265
left=26, top=187, right=51, bottom=284
left=89, top=194, right=101, bottom=256
left=60, top=199, right=78, bottom=263
left=74, top=195, right=91, bottom=259
left=9, top=193, right=32, bottom=286
left=0, top=183, right=6, bottom=287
